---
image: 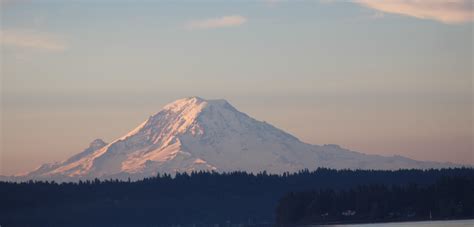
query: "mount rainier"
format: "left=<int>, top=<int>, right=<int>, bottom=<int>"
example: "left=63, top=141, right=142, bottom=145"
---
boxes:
left=21, top=97, right=459, bottom=180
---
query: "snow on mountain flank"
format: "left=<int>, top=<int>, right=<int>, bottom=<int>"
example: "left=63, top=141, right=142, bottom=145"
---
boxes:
left=21, top=96, right=461, bottom=180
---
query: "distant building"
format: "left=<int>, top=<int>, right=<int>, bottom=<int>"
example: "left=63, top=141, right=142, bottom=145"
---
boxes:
left=342, top=210, right=356, bottom=216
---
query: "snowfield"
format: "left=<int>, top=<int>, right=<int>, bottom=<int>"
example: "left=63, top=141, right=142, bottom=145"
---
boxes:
left=21, top=97, right=461, bottom=181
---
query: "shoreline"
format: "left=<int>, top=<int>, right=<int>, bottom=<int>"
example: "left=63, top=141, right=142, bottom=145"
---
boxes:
left=310, top=218, right=474, bottom=226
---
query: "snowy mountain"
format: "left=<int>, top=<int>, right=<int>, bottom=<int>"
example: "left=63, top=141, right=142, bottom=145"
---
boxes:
left=22, top=97, right=459, bottom=180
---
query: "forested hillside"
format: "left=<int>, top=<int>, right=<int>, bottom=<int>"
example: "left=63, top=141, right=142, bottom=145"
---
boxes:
left=276, top=176, right=474, bottom=225
left=1, top=168, right=473, bottom=226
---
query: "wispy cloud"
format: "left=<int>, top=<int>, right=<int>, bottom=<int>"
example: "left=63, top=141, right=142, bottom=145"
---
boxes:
left=186, top=15, right=247, bottom=30
left=355, top=0, right=474, bottom=24
left=0, top=29, right=67, bottom=52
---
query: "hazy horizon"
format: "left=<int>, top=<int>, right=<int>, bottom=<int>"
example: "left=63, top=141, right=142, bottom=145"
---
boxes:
left=1, top=0, right=473, bottom=175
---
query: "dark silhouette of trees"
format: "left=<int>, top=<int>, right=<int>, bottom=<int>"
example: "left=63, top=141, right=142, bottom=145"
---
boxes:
left=276, top=176, right=474, bottom=225
left=0, top=168, right=473, bottom=226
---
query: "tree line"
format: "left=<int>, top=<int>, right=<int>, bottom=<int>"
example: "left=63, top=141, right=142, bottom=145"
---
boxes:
left=1, top=168, right=473, bottom=226
left=276, top=176, right=474, bottom=225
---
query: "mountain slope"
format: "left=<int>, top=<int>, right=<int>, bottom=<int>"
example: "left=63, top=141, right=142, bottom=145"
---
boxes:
left=22, top=97, right=459, bottom=180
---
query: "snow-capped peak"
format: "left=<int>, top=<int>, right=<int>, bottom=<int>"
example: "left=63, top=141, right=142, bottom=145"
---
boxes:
left=161, top=96, right=233, bottom=116
left=163, top=96, right=206, bottom=112
left=140, top=97, right=241, bottom=141
left=21, top=96, right=461, bottom=180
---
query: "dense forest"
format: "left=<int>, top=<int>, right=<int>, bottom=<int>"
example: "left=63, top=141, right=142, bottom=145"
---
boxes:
left=1, top=168, right=473, bottom=226
left=276, top=176, right=474, bottom=225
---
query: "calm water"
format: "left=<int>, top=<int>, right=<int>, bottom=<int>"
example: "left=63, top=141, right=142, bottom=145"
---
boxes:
left=327, top=219, right=474, bottom=227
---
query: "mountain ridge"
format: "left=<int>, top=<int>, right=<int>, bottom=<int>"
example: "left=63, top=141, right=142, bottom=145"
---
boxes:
left=16, top=96, right=463, bottom=180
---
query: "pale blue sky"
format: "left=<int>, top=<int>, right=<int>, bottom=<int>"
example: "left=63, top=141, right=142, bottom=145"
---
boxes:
left=1, top=0, right=473, bottom=175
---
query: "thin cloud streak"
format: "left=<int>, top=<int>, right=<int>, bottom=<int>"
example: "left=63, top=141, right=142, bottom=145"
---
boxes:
left=186, top=15, right=247, bottom=30
left=355, top=0, right=474, bottom=24
left=0, top=29, right=67, bottom=52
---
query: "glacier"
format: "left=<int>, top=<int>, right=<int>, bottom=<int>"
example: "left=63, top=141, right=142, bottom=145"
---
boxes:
left=19, top=97, right=461, bottom=181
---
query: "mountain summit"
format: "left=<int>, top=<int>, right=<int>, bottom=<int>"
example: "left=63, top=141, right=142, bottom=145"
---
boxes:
left=24, top=97, right=458, bottom=180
